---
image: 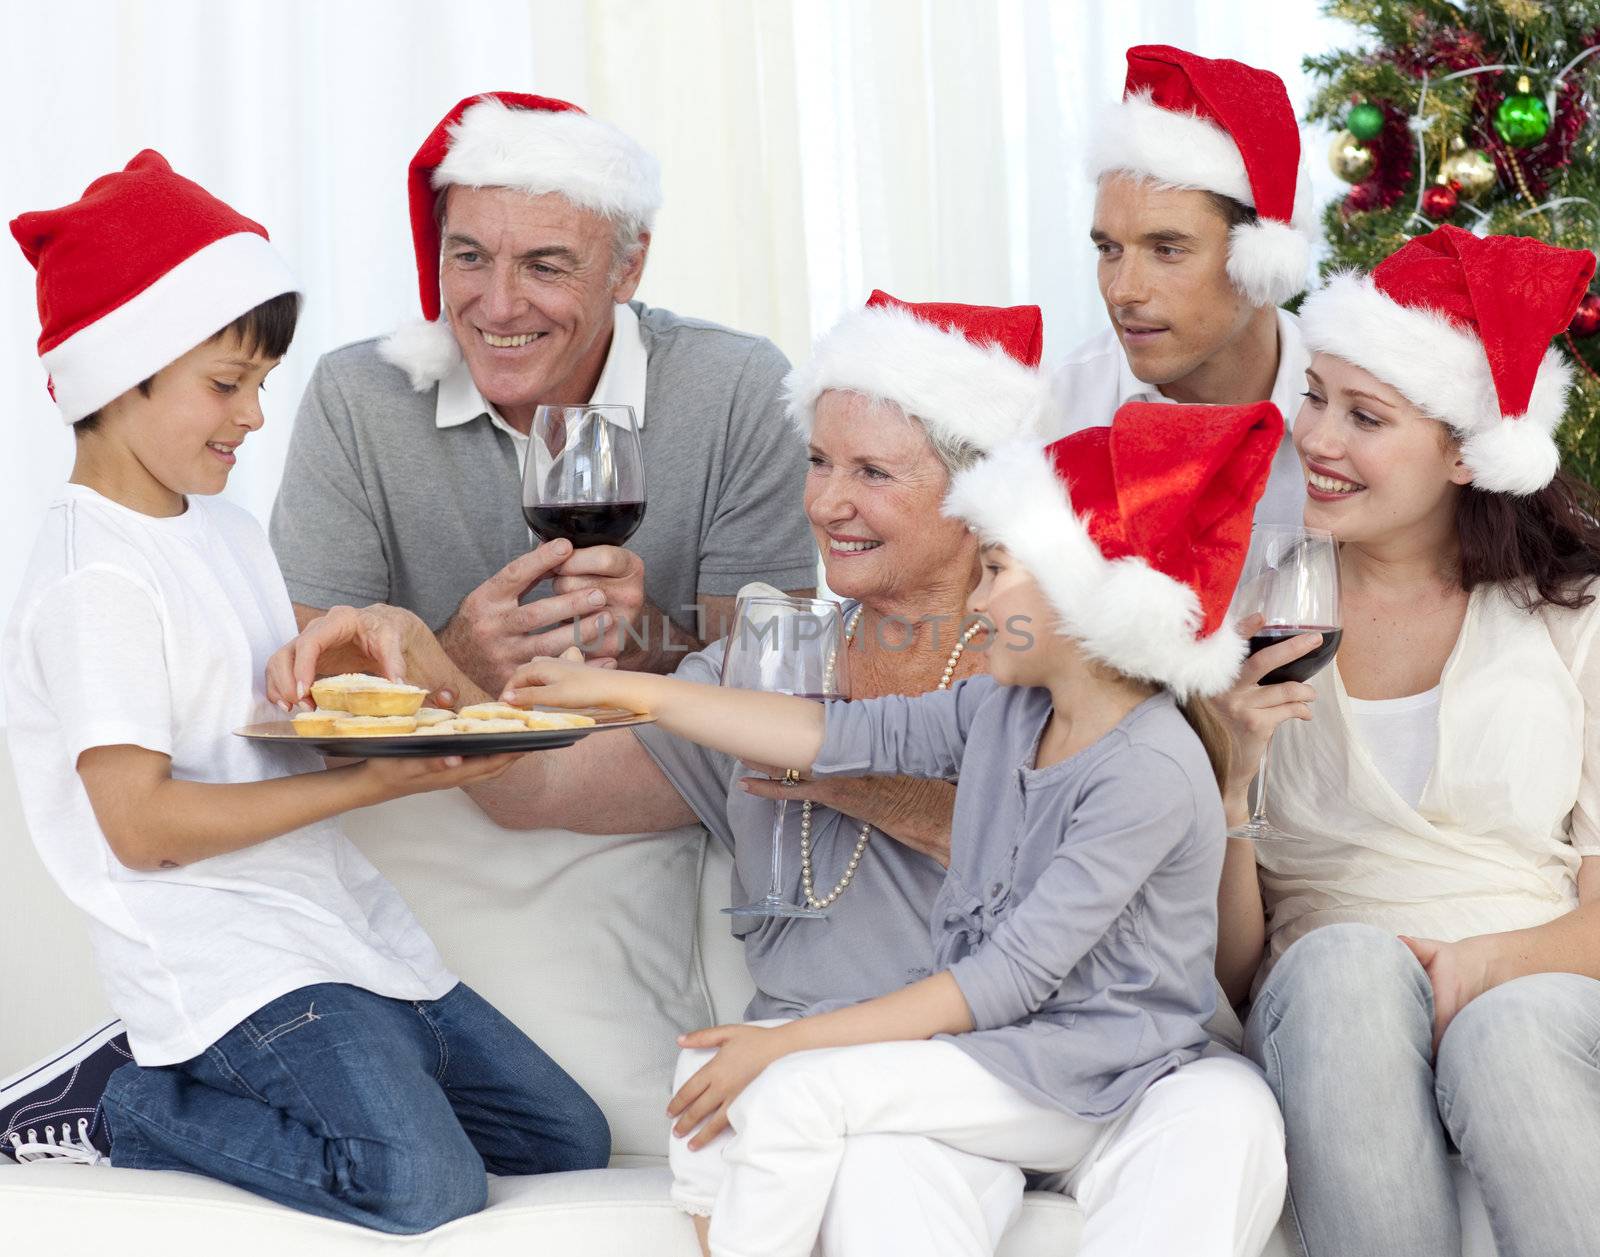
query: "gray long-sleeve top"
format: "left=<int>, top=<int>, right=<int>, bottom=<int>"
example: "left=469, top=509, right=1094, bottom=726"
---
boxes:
left=811, top=676, right=1225, bottom=1121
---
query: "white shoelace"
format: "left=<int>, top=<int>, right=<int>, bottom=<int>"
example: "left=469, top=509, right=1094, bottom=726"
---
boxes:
left=8, top=1118, right=106, bottom=1166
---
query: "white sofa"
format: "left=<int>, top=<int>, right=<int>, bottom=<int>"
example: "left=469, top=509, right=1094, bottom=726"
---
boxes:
left=0, top=739, right=1497, bottom=1254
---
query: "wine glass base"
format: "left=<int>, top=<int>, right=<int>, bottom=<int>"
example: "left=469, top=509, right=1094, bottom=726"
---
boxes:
left=1228, top=820, right=1290, bottom=842
left=722, top=897, right=828, bottom=919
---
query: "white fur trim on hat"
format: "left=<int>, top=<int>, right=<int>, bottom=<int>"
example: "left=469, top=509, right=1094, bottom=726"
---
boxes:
left=1300, top=272, right=1571, bottom=495
left=1088, top=90, right=1253, bottom=205
left=1227, top=218, right=1312, bottom=307
left=785, top=304, right=1048, bottom=453
left=944, top=441, right=1247, bottom=699
left=378, top=317, right=462, bottom=392
left=40, top=232, right=297, bottom=425
left=435, top=97, right=662, bottom=229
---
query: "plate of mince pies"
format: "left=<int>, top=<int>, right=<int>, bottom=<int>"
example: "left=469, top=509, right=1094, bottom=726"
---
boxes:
left=235, top=673, right=652, bottom=757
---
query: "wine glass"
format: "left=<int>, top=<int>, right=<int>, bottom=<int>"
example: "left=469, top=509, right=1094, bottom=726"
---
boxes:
left=1230, top=525, right=1342, bottom=842
left=522, top=404, right=646, bottom=548
left=719, top=595, right=850, bottom=919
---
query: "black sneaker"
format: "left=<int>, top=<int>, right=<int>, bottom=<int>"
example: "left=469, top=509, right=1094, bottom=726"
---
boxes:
left=0, top=1021, right=130, bottom=1165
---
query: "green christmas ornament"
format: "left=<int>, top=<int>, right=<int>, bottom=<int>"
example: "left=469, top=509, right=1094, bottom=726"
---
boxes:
left=1346, top=102, right=1384, bottom=141
left=1494, top=77, right=1552, bottom=148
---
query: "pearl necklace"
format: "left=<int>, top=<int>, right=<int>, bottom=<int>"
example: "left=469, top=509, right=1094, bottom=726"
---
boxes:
left=799, top=606, right=982, bottom=910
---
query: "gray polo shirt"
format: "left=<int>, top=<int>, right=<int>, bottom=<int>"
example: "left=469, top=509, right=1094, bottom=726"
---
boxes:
left=633, top=633, right=947, bottom=1022
left=269, top=301, right=817, bottom=634
left=813, top=678, right=1222, bottom=1122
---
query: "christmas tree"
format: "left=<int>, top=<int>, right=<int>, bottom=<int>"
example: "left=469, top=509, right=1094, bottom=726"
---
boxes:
left=1305, top=0, right=1600, bottom=484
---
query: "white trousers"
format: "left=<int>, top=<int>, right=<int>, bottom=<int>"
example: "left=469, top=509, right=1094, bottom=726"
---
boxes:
left=669, top=1028, right=1286, bottom=1257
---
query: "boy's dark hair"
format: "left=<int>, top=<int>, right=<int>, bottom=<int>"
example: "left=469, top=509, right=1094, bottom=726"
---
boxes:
left=75, top=290, right=301, bottom=434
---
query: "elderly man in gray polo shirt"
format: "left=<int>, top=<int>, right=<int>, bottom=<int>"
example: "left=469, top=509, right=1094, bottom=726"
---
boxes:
left=270, top=92, right=815, bottom=694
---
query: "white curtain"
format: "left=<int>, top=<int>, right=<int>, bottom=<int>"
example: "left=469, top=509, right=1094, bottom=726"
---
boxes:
left=1, top=0, right=1349, bottom=718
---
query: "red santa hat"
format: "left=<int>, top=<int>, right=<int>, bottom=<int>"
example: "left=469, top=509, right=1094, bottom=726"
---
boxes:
left=381, top=91, right=663, bottom=390
left=945, top=400, right=1282, bottom=699
left=1087, top=45, right=1315, bottom=307
left=10, top=150, right=297, bottom=425
left=786, top=290, right=1050, bottom=453
left=1299, top=224, right=1595, bottom=496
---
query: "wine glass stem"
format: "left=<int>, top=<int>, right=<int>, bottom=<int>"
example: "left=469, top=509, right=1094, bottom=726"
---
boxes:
left=1250, top=735, right=1273, bottom=833
left=765, top=798, right=789, bottom=902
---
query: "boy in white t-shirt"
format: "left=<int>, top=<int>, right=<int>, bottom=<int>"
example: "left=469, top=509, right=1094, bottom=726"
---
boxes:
left=0, top=152, right=608, bottom=1232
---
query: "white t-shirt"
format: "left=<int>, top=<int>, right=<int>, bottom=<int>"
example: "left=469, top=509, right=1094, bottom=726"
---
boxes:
left=1346, top=686, right=1441, bottom=811
left=1050, top=308, right=1310, bottom=530
left=2, top=486, right=456, bottom=1065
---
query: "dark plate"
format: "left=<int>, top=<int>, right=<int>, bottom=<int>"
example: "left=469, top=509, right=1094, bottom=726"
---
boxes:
left=235, top=708, right=654, bottom=758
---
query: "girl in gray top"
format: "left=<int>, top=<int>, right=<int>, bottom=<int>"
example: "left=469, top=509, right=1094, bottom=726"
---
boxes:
left=508, top=399, right=1288, bottom=1257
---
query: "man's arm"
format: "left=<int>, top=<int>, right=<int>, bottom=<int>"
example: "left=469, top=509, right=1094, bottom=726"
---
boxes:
left=270, top=353, right=395, bottom=614
left=688, top=335, right=820, bottom=637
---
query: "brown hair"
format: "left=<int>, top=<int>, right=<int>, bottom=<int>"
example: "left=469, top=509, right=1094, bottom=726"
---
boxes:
left=76, top=291, right=300, bottom=434
left=1205, top=191, right=1260, bottom=232
left=1179, top=693, right=1233, bottom=790
left=1454, top=467, right=1600, bottom=610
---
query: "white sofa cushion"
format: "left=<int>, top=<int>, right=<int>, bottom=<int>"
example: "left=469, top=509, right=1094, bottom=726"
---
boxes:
left=0, top=1157, right=1103, bottom=1255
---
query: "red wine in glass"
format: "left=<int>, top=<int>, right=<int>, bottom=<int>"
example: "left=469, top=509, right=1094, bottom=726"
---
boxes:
left=1229, top=525, right=1341, bottom=842
left=523, top=501, right=646, bottom=548
left=523, top=404, right=646, bottom=549
left=1248, top=626, right=1343, bottom=685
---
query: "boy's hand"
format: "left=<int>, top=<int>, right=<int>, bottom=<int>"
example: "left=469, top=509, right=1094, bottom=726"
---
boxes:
left=356, top=751, right=523, bottom=803
left=267, top=604, right=420, bottom=709
left=668, top=1023, right=790, bottom=1149
left=501, top=654, right=654, bottom=714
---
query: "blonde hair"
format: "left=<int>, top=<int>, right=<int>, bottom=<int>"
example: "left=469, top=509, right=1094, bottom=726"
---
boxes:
left=1178, top=693, right=1232, bottom=791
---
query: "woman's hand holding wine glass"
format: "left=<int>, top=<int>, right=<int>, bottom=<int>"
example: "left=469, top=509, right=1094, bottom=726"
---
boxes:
left=1214, top=615, right=1324, bottom=819
left=1219, top=525, right=1342, bottom=840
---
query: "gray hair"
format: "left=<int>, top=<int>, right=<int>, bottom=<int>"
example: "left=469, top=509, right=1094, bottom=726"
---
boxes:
left=921, top=424, right=984, bottom=477
left=607, top=215, right=649, bottom=285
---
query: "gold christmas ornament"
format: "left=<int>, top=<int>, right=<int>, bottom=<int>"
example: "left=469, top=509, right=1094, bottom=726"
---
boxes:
left=1439, top=147, right=1498, bottom=201
left=1329, top=130, right=1376, bottom=183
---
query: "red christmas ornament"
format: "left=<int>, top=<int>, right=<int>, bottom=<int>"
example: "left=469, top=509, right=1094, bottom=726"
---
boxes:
left=1422, top=183, right=1458, bottom=219
left=1343, top=181, right=1381, bottom=214
left=1569, top=293, right=1600, bottom=339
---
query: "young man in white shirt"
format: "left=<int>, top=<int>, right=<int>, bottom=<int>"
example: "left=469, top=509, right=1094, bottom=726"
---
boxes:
left=1053, top=44, right=1317, bottom=529
left=0, top=152, right=608, bottom=1231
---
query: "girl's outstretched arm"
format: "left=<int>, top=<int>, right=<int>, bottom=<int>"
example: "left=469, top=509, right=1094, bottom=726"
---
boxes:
left=503, top=655, right=828, bottom=772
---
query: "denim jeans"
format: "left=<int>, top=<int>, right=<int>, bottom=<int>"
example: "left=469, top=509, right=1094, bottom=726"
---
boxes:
left=100, top=981, right=610, bottom=1233
left=1245, top=922, right=1600, bottom=1257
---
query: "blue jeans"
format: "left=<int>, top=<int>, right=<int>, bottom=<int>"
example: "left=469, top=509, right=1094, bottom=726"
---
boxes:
left=100, top=981, right=610, bottom=1233
left=1246, top=922, right=1600, bottom=1257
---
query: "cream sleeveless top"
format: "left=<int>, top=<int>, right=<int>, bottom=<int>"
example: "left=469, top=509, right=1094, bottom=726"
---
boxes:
left=1257, top=583, right=1600, bottom=979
